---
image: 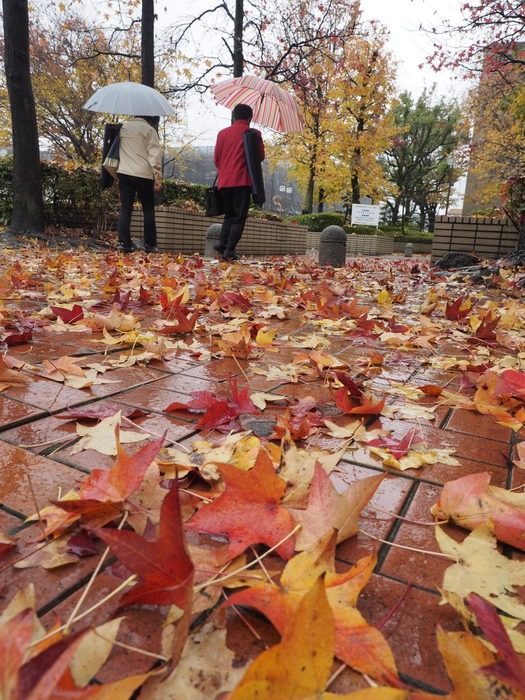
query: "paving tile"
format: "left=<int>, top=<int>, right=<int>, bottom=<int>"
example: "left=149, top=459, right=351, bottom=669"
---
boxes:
left=378, top=481, right=465, bottom=592
left=444, top=406, right=514, bottom=442
left=38, top=572, right=165, bottom=680
left=0, top=441, right=86, bottom=516
left=335, top=467, right=413, bottom=563
left=0, top=396, right=47, bottom=431
left=115, top=386, right=197, bottom=419
left=0, top=522, right=105, bottom=611
left=3, top=377, right=91, bottom=411
left=357, top=574, right=460, bottom=693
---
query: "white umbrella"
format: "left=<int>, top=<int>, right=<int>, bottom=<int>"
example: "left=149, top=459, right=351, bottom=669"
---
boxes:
left=83, top=82, right=175, bottom=116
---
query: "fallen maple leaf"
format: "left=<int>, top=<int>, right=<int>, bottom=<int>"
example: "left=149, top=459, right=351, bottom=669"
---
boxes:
left=140, top=621, right=245, bottom=699
left=228, top=575, right=405, bottom=699
left=97, top=479, right=194, bottom=610
left=436, top=524, right=525, bottom=621
left=186, top=447, right=296, bottom=560
left=71, top=413, right=146, bottom=456
left=228, top=575, right=334, bottom=699
left=287, top=463, right=385, bottom=550
left=44, top=435, right=165, bottom=535
left=467, top=592, right=525, bottom=693
left=436, top=626, right=523, bottom=699
left=431, top=472, right=525, bottom=551
left=225, top=531, right=401, bottom=686
left=50, top=304, right=84, bottom=324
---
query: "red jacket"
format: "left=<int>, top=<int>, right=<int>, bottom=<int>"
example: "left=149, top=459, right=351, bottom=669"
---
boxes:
left=214, top=119, right=265, bottom=189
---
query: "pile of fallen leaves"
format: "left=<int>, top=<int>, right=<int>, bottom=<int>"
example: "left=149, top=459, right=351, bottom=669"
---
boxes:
left=0, top=246, right=524, bottom=699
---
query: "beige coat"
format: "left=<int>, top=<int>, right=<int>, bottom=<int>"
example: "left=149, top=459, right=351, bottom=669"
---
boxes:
left=117, top=117, right=162, bottom=184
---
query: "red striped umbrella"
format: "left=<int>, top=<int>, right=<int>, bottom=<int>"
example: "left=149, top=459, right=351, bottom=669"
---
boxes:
left=210, top=75, right=303, bottom=133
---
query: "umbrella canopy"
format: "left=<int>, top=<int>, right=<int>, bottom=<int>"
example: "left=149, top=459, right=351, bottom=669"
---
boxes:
left=210, top=75, right=303, bottom=133
left=83, top=82, right=175, bottom=117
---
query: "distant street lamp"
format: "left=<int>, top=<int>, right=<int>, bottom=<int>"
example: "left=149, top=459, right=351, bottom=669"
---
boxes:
left=279, top=184, right=293, bottom=214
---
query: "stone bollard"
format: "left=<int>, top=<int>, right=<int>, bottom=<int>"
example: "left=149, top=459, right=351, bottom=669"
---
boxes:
left=319, top=225, right=347, bottom=267
left=404, top=242, right=414, bottom=258
left=204, top=223, right=223, bottom=257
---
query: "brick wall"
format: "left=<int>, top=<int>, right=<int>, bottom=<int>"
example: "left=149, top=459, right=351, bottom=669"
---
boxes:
left=431, top=216, right=519, bottom=263
left=130, top=206, right=308, bottom=255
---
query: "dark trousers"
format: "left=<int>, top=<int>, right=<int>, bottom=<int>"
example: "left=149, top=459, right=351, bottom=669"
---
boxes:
left=118, top=174, right=157, bottom=248
left=217, top=186, right=251, bottom=255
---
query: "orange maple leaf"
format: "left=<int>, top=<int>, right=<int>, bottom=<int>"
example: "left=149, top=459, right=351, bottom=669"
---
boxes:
left=186, top=447, right=296, bottom=560
left=47, top=435, right=165, bottom=532
left=224, top=532, right=401, bottom=686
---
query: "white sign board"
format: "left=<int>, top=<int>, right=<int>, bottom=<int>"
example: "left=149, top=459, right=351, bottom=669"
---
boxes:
left=350, top=204, right=380, bottom=227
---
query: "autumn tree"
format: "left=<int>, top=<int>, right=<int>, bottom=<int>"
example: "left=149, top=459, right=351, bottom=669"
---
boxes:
left=428, top=0, right=524, bottom=74
left=380, top=89, right=465, bottom=232
left=1, top=0, right=43, bottom=236
left=253, top=0, right=397, bottom=213
left=328, top=31, right=398, bottom=207
left=428, top=0, right=525, bottom=251
left=28, top=6, right=142, bottom=164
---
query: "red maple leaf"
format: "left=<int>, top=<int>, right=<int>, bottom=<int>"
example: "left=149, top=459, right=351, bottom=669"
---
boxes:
left=157, top=306, right=200, bottom=334
left=217, top=290, right=252, bottom=312
left=334, top=371, right=363, bottom=398
left=97, top=480, right=194, bottom=608
left=186, top=447, right=296, bottom=560
left=474, top=312, right=499, bottom=342
left=332, top=372, right=385, bottom=415
left=467, top=593, right=525, bottom=692
left=494, top=368, right=525, bottom=398
left=113, top=289, right=132, bottom=309
left=164, top=377, right=258, bottom=430
left=445, top=296, right=470, bottom=321
left=2, top=326, right=32, bottom=345
left=51, top=436, right=164, bottom=528
left=51, top=304, right=84, bottom=324
left=367, top=428, right=423, bottom=459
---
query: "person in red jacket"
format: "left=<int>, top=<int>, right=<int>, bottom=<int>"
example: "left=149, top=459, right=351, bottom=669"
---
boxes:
left=213, top=103, right=265, bottom=261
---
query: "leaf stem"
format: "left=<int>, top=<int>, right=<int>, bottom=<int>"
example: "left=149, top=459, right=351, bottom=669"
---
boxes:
left=358, top=528, right=456, bottom=560
left=194, top=524, right=301, bottom=592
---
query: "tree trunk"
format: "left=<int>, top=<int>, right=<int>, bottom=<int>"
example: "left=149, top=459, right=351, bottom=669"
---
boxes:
left=2, top=0, right=43, bottom=236
left=233, top=0, right=244, bottom=77
left=317, top=187, right=325, bottom=213
left=141, top=0, right=155, bottom=87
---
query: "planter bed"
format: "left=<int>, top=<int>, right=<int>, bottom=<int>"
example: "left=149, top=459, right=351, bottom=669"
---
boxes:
left=130, top=206, right=308, bottom=256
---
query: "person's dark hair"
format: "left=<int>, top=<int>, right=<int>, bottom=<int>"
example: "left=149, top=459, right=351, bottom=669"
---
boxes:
left=232, top=103, right=253, bottom=122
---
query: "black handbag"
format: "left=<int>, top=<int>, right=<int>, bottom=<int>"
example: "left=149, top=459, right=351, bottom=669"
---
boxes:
left=204, top=176, right=224, bottom=217
left=100, top=123, right=121, bottom=188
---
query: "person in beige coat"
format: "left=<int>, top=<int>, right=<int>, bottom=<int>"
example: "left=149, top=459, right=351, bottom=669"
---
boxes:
left=116, top=116, right=162, bottom=253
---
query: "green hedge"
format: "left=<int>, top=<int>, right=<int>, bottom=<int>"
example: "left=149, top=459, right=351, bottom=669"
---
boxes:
left=0, top=157, right=119, bottom=235
left=287, top=212, right=345, bottom=231
left=160, top=180, right=207, bottom=208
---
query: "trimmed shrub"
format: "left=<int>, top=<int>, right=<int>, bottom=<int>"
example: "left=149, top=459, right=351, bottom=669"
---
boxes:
left=287, top=212, right=345, bottom=231
left=160, top=180, right=207, bottom=208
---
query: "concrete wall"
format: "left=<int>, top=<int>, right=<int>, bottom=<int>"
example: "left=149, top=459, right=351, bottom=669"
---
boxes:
left=431, top=215, right=519, bottom=263
left=130, top=206, right=308, bottom=256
